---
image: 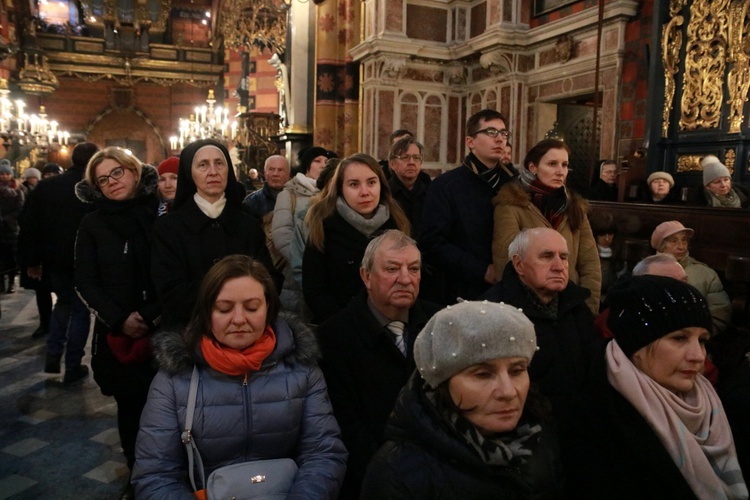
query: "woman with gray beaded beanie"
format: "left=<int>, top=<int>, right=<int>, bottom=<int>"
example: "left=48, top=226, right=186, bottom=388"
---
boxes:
left=361, top=301, right=564, bottom=499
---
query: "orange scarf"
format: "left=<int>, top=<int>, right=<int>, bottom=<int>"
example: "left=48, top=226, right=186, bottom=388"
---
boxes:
left=200, top=326, right=276, bottom=376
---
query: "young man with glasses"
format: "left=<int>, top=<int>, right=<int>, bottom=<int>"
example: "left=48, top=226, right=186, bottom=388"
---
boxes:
left=419, top=109, right=517, bottom=304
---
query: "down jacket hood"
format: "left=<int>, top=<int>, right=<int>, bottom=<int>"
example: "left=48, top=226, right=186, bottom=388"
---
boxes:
left=152, top=312, right=321, bottom=375
left=75, top=164, right=159, bottom=203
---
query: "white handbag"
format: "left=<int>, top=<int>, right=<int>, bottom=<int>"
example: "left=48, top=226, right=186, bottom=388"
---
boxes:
left=181, top=366, right=298, bottom=499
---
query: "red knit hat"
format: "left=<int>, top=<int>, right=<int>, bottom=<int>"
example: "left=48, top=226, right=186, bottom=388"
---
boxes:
left=158, top=157, right=179, bottom=176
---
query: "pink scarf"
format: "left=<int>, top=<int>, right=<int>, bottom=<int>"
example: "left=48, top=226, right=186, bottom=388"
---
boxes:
left=606, top=340, right=747, bottom=499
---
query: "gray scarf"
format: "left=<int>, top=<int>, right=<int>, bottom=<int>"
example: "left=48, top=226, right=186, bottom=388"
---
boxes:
left=335, top=197, right=390, bottom=237
left=705, top=187, right=741, bottom=208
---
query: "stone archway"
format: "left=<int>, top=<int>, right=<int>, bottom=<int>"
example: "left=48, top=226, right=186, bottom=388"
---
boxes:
left=85, top=107, right=167, bottom=165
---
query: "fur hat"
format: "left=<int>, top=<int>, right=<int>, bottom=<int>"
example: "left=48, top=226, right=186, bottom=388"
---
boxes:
left=157, top=157, right=179, bottom=177
left=647, top=171, right=674, bottom=188
left=606, top=275, right=712, bottom=357
left=23, top=167, right=41, bottom=180
left=414, top=300, right=538, bottom=388
left=650, top=220, right=694, bottom=250
left=701, top=155, right=731, bottom=186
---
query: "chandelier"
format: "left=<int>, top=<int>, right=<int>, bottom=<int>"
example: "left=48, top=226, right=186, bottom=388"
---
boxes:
left=170, top=90, right=237, bottom=150
left=221, top=0, right=290, bottom=55
left=0, top=79, right=70, bottom=153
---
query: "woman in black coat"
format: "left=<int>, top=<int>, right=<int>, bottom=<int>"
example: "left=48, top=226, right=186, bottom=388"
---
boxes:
left=302, top=153, right=410, bottom=324
left=362, top=301, right=564, bottom=499
left=151, top=139, right=279, bottom=329
left=564, top=276, right=747, bottom=499
left=74, top=147, right=161, bottom=498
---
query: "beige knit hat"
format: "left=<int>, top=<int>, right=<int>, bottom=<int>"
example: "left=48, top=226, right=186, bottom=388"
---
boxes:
left=647, top=171, right=674, bottom=187
left=701, top=155, right=731, bottom=186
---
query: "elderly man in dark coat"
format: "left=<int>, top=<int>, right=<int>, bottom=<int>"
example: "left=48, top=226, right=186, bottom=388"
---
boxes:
left=317, top=230, right=440, bottom=499
left=481, top=227, right=596, bottom=416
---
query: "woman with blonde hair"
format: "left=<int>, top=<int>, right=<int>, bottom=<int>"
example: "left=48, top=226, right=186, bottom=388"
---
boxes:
left=74, top=146, right=160, bottom=497
left=303, top=153, right=410, bottom=324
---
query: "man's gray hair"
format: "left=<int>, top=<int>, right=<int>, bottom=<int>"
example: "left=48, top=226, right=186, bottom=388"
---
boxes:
left=361, top=230, right=419, bottom=272
left=632, top=253, right=678, bottom=276
left=264, top=155, right=289, bottom=172
left=508, top=229, right=533, bottom=260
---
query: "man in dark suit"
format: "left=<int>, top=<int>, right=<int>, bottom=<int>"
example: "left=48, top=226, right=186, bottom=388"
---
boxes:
left=317, top=230, right=440, bottom=499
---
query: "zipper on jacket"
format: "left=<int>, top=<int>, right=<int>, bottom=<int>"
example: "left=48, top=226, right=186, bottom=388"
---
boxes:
left=123, top=240, right=128, bottom=258
left=243, top=372, right=248, bottom=386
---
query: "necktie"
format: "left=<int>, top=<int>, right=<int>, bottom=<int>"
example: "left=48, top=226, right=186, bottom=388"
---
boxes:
left=386, top=321, right=407, bottom=356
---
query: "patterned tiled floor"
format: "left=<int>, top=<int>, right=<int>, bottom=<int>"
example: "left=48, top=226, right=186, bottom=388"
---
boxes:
left=0, top=283, right=127, bottom=499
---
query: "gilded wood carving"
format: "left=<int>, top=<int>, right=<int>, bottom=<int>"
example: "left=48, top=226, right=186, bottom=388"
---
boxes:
left=661, top=1, right=685, bottom=137
left=679, top=0, right=730, bottom=131
left=727, top=1, right=750, bottom=133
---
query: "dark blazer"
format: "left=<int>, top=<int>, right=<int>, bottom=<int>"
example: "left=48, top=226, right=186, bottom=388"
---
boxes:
left=302, top=211, right=399, bottom=324
left=563, top=343, right=698, bottom=499
left=151, top=197, right=278, bottom=328
left=481, top=262, right=597, bottom=418
left=419, top=157, right=516, bottom=303
left=317, top=289, right=440, bottom=499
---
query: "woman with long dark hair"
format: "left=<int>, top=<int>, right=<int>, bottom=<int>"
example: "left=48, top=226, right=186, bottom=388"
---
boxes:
left=302, top=153, right=410, bottom=324
left=492, top=139, right=601, bottom=313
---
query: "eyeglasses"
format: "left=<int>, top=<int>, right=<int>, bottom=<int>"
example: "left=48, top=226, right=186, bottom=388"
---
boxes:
left=472, top=128, right=511, bottom=139
left=96, top=166, right=132, bottom=187
left=394, top=154, right=423, bottom=162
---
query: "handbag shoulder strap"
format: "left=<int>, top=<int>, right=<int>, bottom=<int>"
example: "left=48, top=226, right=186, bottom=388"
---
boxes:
left=180, top=365, right=206, bottom=492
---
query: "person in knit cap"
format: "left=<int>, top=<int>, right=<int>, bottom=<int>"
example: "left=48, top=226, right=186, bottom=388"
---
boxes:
left=20, top=167, right=41, bottom=196
left=640, top=171, right=678, bottom=204
left=651, top=220, right=731, bottom=333
left=271, top=146, right=336, bottom=316
left=563, top=275, right=747, bottom=498
left=156, top=156, right=179, bottom=216
left=362, top=300, right=564, bottom=499
left=693, top=155, right=749, bottom=208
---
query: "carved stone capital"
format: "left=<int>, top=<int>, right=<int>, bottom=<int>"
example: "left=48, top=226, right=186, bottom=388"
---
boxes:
left=479, top=50, right=511, bottom=76
left=446, top=64, right=467, bottom=86
left=379, top=55, right=407, bottom=84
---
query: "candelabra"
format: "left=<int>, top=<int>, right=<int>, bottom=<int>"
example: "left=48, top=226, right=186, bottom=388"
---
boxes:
left=0, top=79, right=70, bottom=154
left=170, top=90, right=237, bottom=151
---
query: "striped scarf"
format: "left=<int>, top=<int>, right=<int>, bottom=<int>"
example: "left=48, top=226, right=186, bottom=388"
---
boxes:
left=519, top=169, right=567, bottom=229
left=463, top=153, right=515, bottom=193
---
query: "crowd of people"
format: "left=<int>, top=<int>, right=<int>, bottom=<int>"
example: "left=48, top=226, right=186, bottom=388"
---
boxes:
left=0, top=108, right=747, bottom=499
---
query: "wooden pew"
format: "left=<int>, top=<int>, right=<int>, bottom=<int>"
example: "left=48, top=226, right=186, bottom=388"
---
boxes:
left=589, top=201, right=750, bottom=273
